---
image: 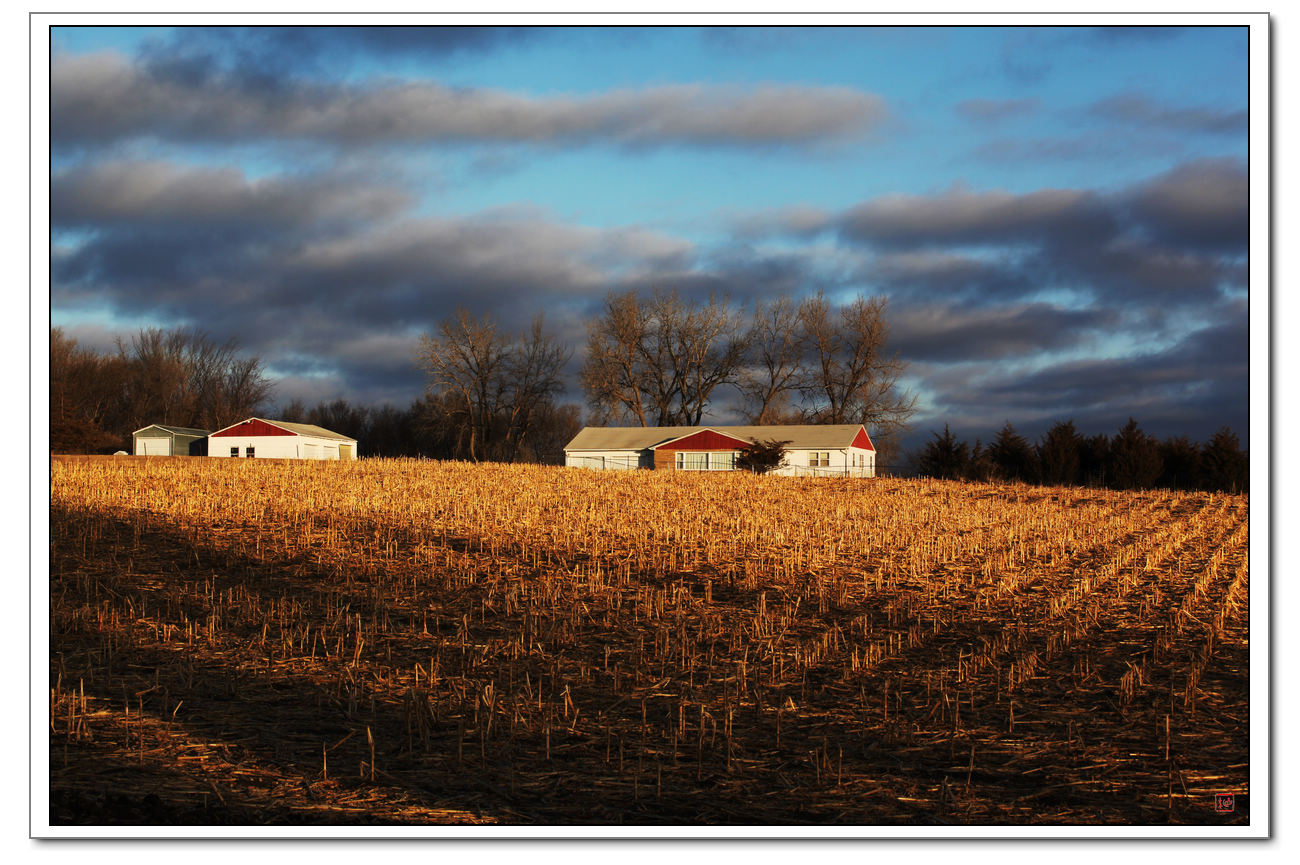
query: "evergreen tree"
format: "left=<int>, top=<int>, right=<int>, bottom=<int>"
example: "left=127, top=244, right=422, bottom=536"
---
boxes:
left=1108, top=418, right=1162, bottom=490
left=1079, top=433, right=1111, bottom=488
left=1201, top=427, right=1248, bottom=493
left=735, top=439, right=792, bottom=474
left=917, top=424, right=970, bottom=480
left=964, top=439, right=996, bottom=482
left=987, top=421, right=1036, bottom=482
left=1157, top=435, right=1201, bottom=490
left=1037, top=420, right=1083, bottom=486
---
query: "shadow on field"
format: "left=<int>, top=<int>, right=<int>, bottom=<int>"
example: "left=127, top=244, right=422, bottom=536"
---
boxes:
left=48, top=501, right=1251, bottom=828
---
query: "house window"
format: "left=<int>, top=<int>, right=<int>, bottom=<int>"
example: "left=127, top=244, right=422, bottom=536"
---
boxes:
left=245, top=446, right=255, bottom=458
left=676, top=452, right=708, bottom=471
left=675, top=452, right=736, bottom=471
left=230, top=447, right=239, bottom=458
left=809, top=451, right=830, bottom=467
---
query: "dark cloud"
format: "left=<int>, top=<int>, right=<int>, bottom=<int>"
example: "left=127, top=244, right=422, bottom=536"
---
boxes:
left=51, top=51, right=888, bottom=150
left=1126, top=157, right=1248, bottom=250
left=1089, top=92, right=1248, bottom=135
left=137, top=26, right=539, bottom=84
left=868, top=250, right=1037, bottom=302
left=51, top=160, right=411, bottom=232
left=891, top=302, right=1117, bottom=362
left=919, top=312, right=1249, bottom=445
left=839, top=185, right=1116, bottom=250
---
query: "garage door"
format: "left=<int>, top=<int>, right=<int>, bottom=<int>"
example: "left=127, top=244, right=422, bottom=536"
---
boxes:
left=136, top=437, right=171, bottom=455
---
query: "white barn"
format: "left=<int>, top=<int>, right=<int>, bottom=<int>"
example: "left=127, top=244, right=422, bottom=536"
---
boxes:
left=132, top=424, right=211, bottom=456
left=208, top=418, right=359, bottom=460
left=564, top=424, right=876, bottom=477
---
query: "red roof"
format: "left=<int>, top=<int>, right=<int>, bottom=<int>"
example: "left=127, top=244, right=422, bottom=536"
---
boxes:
left=651, top=428, right=754, bottom=451
left=210, top=418, right=295, bottom=438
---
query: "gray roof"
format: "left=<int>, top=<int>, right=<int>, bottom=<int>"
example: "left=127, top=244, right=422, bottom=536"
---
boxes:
left=263, top=419, right=357, bottom=442
left=564, top=424, right=869, bottom=452
left=132, top=424, right=211, bottom=437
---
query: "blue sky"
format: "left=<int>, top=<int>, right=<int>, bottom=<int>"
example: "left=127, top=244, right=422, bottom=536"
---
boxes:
left=47, top=20, right=1255, bottom=451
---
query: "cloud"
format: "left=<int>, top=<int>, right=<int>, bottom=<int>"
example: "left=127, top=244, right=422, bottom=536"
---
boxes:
left=868, top=250, right=1036, bottom=302
left=921, top=312, right=1248, bottom=443
left=1089, top=92, right=1248, bottom=135
left=839, top=185, right=1115, bottom=250
left=145, top=25, right=538, bottom=68
left=51, top=159, right=412, bottom=232
left=730, top=205, right=833, bottom=238
left=967, top=133, right=1178, bottom=163
left=51, top=51, right=889, bottom=150
left=891, top=302, right=1118, bottom=362
left=1125, top=157, right=1248, bottom=250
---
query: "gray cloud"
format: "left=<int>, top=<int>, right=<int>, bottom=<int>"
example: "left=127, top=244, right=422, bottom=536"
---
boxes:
left=51, top=159, right=411, bottom=232
left=52, top=51, right=888, bottom=150
left=1089, top=92, right=1248, bottom=135
left=1126, top=157, right=1248, bottom=250
left=730, top=205, right=833, bottom=238
left=840, top=185, right=1115, bottom=250
left=921, top=312, right=1248, bottom=444
left=869, top=250, right=1037, bottom=301
left=968, top=133, right=1178, bottom=163
left=891, top=302, right=1117, bottom=362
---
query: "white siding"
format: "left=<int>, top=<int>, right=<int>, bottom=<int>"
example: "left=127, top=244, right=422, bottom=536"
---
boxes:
left=209, top=434, right=357, bottom=459
left=565, top=449, right=645, bottom=470
left=770, top=448, right=874, bottom=478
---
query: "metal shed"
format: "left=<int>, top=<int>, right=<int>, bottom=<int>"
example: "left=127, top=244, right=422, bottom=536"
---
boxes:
left=131, top=424, right=211, bottom=456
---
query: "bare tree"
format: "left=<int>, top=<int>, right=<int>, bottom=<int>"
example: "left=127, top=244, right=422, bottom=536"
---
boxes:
left=503, top=313, right=571, bottom=461
left=797, top=292, right=915, bottom=438
left=737, top=294, right=807, bottom=424
left=418, top=309, right=569, bottom=462
left=117, top=327, right=272, bottom=432
left=50, top=328, right=131, bottom=452
left=418, top=308, right=511, bottom=462
left=580, top=289, right=745, bottom=426
left=581, top=291, right=652, bottom=426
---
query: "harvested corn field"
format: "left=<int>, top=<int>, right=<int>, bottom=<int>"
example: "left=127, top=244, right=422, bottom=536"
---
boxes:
left=48, top=457, right=1250, bottom=826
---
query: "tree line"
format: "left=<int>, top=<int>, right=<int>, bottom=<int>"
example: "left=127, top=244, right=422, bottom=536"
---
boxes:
left=417, top=289, right=917, bottom=463
left=51, top=327, right=274, bottom=453
left=913, top=418, right=1248, bottom=493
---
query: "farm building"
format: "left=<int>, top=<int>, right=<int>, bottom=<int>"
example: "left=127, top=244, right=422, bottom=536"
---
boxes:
left=131, top=424, right=211, bottom=456
left=564, top=424, right=875, bottom=477
left=208, top=418, right=359, bottom=460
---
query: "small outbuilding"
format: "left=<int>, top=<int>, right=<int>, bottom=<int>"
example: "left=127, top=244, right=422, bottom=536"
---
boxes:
left=132, top=424, right=211, bottom=456
left=208, top=418, right=359, bottom=460
left=564, top=424, right=875, bottom=477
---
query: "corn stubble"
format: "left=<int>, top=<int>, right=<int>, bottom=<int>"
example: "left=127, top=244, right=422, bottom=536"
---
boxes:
left=49, top=457, right=1249, bottom=825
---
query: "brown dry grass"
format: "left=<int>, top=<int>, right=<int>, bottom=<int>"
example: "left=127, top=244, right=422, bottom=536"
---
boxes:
left=48, top=457, right=1249, bottom=826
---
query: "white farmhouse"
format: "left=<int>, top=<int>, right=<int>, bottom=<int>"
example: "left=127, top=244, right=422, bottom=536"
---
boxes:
left=564, top=424, right=876, bottom=477
left=208, top=418, right=359, bottom=460
left=132, top=424, right=211, bottom=456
